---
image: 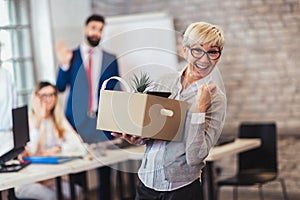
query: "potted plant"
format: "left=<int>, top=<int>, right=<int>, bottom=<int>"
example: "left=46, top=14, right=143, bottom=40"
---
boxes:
left=131, top=72, right=171, bottom=98
left=131, top=72, right=153, bottom=93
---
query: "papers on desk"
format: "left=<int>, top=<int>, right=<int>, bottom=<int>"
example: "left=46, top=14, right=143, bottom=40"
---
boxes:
left=23, top=156, right=82, bottom=164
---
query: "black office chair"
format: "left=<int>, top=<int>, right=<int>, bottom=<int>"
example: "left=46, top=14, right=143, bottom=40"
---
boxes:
left=217, top=123, right=289, bottom=200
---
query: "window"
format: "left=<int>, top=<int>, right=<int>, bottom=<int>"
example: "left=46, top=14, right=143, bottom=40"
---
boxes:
left=0, top=0, right=35, bottom=106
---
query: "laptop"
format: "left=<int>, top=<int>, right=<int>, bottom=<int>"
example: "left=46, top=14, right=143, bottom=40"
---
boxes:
left=0, top=106, right=31, bottom=172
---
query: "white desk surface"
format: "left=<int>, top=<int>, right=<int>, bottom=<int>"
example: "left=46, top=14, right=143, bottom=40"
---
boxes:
left=0, top=138, right=260, bottom=191
left=63, top=148, right=129, bottom=174
left=0, top=149, right=128, bottom=191
left=124, top=138, right=261, bottom=162
left=206, top=138, right=261, bottom=161
left=0, top=163, right=70, bottom=191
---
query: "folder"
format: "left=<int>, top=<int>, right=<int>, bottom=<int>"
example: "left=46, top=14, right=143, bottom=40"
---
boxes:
left=23, top=156, right=82, bottom=164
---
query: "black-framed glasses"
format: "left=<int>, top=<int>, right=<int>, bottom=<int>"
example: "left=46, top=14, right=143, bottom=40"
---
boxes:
left=187, top=47, right=221, bottom=60
left=37, top=92, right=57, bottom=100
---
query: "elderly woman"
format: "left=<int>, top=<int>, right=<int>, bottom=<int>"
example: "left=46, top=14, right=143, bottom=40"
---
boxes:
left=15, top=81, right=85, bottom=200
left=113, top=21, right=226, bottom=200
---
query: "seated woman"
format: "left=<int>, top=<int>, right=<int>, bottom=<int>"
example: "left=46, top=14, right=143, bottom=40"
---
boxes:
left=15, top=81, right=85, bottom=200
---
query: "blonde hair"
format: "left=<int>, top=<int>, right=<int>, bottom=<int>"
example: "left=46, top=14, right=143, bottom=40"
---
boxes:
left=183, top=22, right=225, bottom=50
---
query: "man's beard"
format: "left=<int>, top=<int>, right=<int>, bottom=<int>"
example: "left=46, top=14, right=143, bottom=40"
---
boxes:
left=86, top=36, right=100, bottom=47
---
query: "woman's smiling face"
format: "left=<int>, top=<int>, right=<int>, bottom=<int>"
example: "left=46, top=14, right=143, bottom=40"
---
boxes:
left=184, top=42, right=221, bottom=80
left=181, top=22, right=224, bottom=81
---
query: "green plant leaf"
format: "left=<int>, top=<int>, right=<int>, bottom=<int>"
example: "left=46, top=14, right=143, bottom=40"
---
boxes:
left=131, top=72, right=152, bottom=93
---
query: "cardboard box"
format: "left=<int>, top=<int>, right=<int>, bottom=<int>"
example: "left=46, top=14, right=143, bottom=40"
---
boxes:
left=97, top=90, right=190, bottom=141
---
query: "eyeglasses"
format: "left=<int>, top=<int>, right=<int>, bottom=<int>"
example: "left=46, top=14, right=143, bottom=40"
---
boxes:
left=187, top=47, right=221, bottom=60
left=37, top=92, right=57, bottom=100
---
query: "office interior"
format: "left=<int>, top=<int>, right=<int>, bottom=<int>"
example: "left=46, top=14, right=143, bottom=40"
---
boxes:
left=1, top=0, right=299, bottom=199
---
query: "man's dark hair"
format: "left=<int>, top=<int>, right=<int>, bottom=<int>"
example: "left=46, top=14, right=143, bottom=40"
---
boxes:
left=85, top=14, right=105, bottom=25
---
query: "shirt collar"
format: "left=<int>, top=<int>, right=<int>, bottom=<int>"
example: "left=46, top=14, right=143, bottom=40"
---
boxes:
left=80, top=42, right=102, bottom=54
left=178, top=65, right=212, bottom=91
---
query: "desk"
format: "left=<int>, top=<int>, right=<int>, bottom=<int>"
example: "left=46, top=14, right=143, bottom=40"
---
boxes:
left=64, top=149, right=130, bottom=199
left=206, top=138, right=261, bottom=161
left=0, top=139, right=260, bottom=200
left=0, top=163, right=70, bottom=191
left=0, top=151, right=128, bottom=200
left=123, top=138, right=261, bottom=162
left=0, top=163, right=74, bottom=200
left=203, top=138, right=261, bottom=200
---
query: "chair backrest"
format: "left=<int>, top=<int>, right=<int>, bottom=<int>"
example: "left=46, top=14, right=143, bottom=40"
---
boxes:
left=238, top=123, right=277, bottom=174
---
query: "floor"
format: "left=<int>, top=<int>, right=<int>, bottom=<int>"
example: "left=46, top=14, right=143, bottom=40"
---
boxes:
left=87, top=187, right=299, bottom=200
left=219, top=187, right=298, bottom=200
left=1, top=186, right=297, bottom=200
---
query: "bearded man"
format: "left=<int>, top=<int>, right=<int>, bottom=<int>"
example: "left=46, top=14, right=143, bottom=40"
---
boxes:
left=55, top=14, right=120, bottom=200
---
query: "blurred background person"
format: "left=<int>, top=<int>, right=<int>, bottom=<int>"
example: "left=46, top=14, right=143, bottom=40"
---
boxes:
left=0, top=67, right=17, bottom=131
left=55, top=14, right=120, bottom=200
left=0, top=67, right=17, bottom=172
left=15, top=81, right=85, bottom=200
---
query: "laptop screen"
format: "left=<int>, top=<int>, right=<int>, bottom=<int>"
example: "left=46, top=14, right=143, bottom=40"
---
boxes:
left=0, top=105, right=30, bottom=166
left=12, top=105, right=30, bottom=149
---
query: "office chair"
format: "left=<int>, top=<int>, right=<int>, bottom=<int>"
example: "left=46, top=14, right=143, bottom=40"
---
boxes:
left=217, top=123, right=289, bottom=200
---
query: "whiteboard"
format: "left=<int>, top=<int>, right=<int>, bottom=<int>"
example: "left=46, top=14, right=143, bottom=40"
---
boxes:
left=101, top=12, right=179, bottom=87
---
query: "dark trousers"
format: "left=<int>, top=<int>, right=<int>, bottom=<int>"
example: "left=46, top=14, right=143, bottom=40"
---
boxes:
left=135, top=178, right=203, bottom=200
left=97, top=166, right=111, bottom=200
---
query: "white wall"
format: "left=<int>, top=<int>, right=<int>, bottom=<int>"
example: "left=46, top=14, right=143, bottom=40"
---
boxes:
left=49, top=0, right=91, bottom=50
left=30, top=0, right=91, bottom=83
left=102, top=12, right=178, bottom=85
left=30, top=0, right=56, bottom=83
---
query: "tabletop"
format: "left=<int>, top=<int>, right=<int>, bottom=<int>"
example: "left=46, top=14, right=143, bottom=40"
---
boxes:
left=0, top=138, right=260, bottom=191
